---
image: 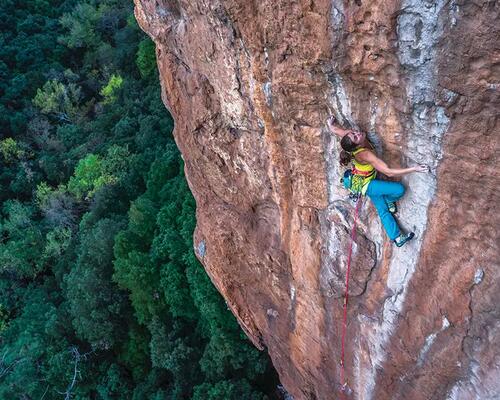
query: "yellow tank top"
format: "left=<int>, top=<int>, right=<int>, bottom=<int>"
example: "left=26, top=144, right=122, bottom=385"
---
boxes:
left=351, top=147, right=376, bottom=195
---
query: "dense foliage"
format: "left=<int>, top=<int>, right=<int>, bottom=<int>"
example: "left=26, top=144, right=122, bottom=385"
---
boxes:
left=0, top=0, right=278, bottom=398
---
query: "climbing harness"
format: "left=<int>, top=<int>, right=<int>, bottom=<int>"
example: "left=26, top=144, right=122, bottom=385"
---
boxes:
left=339, top=194, right=362, bottom=398
left=341, top=147, right=377, bottom=196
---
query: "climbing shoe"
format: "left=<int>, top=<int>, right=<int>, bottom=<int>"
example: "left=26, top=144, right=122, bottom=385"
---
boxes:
left=387, top=201, right=397, bottom=214
left=394, top=232, right=415, bottom=247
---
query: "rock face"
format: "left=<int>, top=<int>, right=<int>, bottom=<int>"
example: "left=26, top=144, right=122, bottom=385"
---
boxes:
left=134, top=0, right=500, bottom=399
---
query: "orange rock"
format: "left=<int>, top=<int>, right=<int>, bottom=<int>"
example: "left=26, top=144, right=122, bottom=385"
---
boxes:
left=135, top=0, right=500, bottom=398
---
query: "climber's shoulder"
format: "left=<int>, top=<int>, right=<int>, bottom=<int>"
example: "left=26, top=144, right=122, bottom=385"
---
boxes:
left=353, top=147, right=375, bottom=161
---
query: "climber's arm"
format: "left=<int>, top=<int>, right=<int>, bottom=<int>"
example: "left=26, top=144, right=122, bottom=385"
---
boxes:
left=357, top=151, right=428, bottom=177
left=327, top=116, right=350, bottom=138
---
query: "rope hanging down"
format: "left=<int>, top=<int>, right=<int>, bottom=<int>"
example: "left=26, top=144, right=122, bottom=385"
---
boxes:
left=339, top=196, right=362, bottom=397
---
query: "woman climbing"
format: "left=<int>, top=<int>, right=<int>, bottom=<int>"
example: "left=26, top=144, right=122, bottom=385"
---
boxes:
left=327, top=116, right=428, bottom=247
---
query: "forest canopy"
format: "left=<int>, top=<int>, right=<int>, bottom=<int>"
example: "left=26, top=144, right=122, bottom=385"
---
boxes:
left=0, top=0, right=277, bottom=398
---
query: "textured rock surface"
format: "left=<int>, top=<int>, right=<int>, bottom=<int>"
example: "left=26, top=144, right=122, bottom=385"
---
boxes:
left=134, top=0, right=500, bottom=398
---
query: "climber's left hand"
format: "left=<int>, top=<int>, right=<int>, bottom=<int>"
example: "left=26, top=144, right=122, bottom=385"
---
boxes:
left=413, top=164, right=429, bottom=173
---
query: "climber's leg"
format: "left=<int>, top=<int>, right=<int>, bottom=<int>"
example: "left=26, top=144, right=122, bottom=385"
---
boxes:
left=384, top=181, right=405, bottom=214
left=370, top=179, right=405, bottom=214
left=382, top=181, right=406, bottom=204
left=366, top=180, right=402, bottom=240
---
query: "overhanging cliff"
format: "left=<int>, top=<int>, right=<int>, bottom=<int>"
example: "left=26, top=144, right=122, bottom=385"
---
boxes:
left=134, top=0, right=500, bottom=398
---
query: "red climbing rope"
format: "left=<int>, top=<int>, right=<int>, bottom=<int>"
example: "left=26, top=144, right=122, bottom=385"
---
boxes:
left=339, top=196, right=362, bottom=397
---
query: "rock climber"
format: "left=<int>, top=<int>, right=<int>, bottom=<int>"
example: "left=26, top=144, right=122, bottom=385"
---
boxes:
left=327, top=116, right=428, bottom=247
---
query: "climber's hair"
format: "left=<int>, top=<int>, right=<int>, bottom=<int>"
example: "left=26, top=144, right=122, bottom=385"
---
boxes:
left=339, top=134, right=358, bottom=165
left=340, top=150, right=352, bottom=166
left=340, top=134, right=357, bottom=152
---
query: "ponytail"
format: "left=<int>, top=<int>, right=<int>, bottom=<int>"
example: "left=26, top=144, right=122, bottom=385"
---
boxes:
left=339, top=134, right=357, bottom=166
left=340, top=150, right=352, bottom=166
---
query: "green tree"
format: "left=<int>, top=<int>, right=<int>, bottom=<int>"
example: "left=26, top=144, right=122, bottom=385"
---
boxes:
left=67, top=153, right=112, bottom=199
left=100, top=74, right=124, bottom=104
left=0, top=285, right=75, bottom=399
left=0, top=304, right=8, bottom=333
left=0, top=200, right=44, bottom=278
left=192, top=379, right=268, bottom=400
left=33, top=79, right=83, bottom=123
left=136, top=38, right=157, bottom=78
left=0, top=138, right=24, bottom=162
left=59, top=2, right=104, bottom=49
left=64, top=217, right=127, bottom=349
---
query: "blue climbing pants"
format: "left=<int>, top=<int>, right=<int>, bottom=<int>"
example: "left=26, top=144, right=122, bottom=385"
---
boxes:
left=365, top=179, right=405, bottom=240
